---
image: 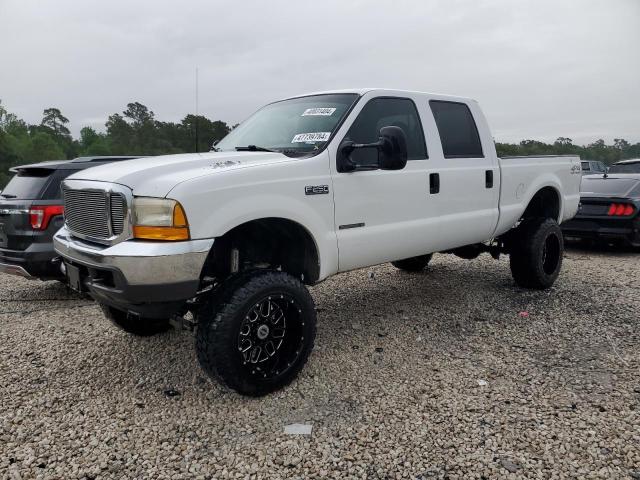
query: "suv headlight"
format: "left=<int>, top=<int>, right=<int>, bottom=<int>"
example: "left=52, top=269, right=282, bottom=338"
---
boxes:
left=132, top=197, right=190, bottom=241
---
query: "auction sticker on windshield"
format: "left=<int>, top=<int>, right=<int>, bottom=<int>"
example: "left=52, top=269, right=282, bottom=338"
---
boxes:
left=292, top=132, right=331, bottom=143
left=301, top=107, right=336, bottom=116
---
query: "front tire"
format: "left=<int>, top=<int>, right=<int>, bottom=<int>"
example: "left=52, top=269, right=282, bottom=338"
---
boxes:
left=391, top=254, right=433, bottom=272
left=195, top=270, right=317, bottom=397
left=509, top=218, right=563, bottom=289
left=100, top=305, right=171, bottom=336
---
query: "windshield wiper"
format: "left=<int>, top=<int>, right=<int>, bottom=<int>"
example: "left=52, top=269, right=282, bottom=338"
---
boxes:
left=0, top=193, right=16, bottom=199
left=235, top=145, right=276, bottom=152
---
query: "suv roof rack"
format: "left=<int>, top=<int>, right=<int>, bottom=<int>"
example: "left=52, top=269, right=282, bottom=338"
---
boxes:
left=71, top=156, right=141, bottom=163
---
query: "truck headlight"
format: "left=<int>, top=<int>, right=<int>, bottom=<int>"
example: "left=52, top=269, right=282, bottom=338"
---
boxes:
left=132, top=197, right=190, bottom=241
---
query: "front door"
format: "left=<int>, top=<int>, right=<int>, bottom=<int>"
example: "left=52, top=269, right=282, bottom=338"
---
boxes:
left=330, top=96, right=439, bottom=272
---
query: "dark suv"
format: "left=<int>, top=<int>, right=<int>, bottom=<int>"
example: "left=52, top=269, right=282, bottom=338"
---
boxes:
left=0, top=156, right=139, bottom=280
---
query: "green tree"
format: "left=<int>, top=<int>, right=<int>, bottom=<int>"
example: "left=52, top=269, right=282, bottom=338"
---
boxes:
left=554, top=137, right=573, bottom=146
left=105, top=113, right=134, bottom=154
left=123, top=102, right=154, bottom=127
left=614, top=138, right=630, bottom=151
left=41, top=107, right=71, bottom=137
left=26, top=132, right=65, bottom=162
left=179, top=114, right=230, bottom=152
left=79, top=126, right=112, bottom=156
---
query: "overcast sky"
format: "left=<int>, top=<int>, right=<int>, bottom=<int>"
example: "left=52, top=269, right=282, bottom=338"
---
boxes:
left=1, top=0, right=638, bottom=144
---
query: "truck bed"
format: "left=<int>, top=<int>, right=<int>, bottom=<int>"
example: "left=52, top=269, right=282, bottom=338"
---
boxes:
left=494, top=155, right=581, bottom=237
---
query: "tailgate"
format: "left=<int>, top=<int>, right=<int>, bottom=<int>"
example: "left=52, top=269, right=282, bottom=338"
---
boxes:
left=0, top=200, right=33, bottom=250
left=0, top=166, right=62, bottom=250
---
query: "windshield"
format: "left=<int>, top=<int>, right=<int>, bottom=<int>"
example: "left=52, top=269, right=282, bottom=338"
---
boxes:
left=608, top=162, right=640, bottom=174
left=215, top=94, right=358, bottom=156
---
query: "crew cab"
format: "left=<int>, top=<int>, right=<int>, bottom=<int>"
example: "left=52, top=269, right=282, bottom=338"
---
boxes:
left=54, top=89, right=581, bottom=396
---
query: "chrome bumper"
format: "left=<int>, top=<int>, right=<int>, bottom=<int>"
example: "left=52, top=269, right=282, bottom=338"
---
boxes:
left=53, top=227, right=214, bottom=286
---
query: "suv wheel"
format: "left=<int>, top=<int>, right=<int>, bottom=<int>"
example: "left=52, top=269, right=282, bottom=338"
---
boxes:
left=391, top=254, right=433, bottom=272
left=100, top=305, right=171, bottom=336
left=509, top=218, right=563, bottom=289
left=195, top=270, right=316, bottom=397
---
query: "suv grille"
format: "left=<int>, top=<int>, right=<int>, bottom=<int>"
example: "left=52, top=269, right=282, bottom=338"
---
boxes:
left=63, top=188, right=126, bottom=240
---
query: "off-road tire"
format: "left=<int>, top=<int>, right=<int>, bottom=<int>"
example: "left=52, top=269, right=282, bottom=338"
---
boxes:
left=100, top=304, right=171, bottom=336
left=509, top=218, right=563, bottom=289
left=195, top=270, right=317, bottom=397
left=391, top=254, right=433, bottom=272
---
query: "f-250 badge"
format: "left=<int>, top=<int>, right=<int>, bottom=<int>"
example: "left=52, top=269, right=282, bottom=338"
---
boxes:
left=305, top=185, right=329, bottom=195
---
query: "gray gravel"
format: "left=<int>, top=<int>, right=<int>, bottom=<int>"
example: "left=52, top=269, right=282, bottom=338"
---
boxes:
left=1, top=245, right=639, bottom=479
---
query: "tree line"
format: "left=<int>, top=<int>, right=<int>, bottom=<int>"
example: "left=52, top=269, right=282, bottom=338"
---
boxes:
left=1, top=100, right=639, bottom=188
left=0, top=101, right=232, bottom=187
left=496, top=137, right=640, bottom=164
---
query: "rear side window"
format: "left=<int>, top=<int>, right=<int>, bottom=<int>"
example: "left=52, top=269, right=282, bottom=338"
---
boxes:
left=1, top=169, right=54, bottom=200
left=581, top=162, right=590, bottom=171
left=609, top=163, right=640, bottom=174
left=430, top=100, right=483, bottom=158
left=343, top=97, right=427, bottom=167
left=41, top=169, right=73, bottom=199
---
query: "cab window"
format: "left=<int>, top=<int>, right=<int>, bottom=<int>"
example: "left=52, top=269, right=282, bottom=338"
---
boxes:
left=342, top=97, right=427, bottom=167
left=430, top=100, right=483, bottom=158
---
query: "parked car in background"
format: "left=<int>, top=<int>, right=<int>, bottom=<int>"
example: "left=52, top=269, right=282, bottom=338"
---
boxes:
left=0, top=156, right=139, bottom=280
left=607, top=159, right=640, bottom=174
left=581, top=160, right=607, bottom=175
left=562, top=173, right=640, bottom=247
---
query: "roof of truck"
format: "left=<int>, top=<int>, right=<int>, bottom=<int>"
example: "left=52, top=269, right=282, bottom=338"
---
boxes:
left=287, top=88, right=478, bottom=103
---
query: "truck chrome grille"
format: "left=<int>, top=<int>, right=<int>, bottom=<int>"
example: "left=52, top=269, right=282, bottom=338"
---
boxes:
left=62, top=187, right=127, bottom=241
left=110, top=194, right=126, bottom=235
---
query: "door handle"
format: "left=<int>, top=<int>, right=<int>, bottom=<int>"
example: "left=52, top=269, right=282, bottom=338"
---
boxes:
left=485, top=170, right=493, bottom=188
left=429, top=173, right=440, bottom=194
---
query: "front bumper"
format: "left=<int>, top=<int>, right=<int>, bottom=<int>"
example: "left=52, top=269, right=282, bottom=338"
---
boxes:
left=54, top=227, right=214, bottom=317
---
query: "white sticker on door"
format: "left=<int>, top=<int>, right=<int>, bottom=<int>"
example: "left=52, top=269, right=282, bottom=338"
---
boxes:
left=301, top=107, right=336, bottom=117
left=291, top=132, right=331, bottom=143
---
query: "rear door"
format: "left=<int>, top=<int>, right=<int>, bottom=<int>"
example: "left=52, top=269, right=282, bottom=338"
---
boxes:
left=425, top=100, right=500, bottom=247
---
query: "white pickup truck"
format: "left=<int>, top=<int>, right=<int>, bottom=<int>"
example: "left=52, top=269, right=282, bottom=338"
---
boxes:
left=54, top=89, right=581, bottom=396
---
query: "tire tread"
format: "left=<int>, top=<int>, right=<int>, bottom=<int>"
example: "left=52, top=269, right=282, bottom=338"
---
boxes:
left=195, top=270, right=316, bottom=396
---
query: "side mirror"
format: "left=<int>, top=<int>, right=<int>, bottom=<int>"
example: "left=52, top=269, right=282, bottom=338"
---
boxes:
left=377, top=126, right=408, bottom=170
left=337, top=126, right=408, bottom=172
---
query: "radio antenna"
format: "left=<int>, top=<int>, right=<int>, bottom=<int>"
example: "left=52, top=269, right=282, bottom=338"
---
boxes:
left=195, top=66, right=199, bottom=152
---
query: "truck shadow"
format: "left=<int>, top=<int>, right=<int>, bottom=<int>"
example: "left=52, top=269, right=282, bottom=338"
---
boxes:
left=102, top=259, right=522, bottom=392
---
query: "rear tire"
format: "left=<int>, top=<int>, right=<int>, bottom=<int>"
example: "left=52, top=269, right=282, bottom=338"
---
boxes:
left=509, top=218, right=563, bottom=289
left=195, top=270, right=316, bottom=397
left=391, top=254, right=433, bottom=272
left=100, top=305, right=171, bottom=336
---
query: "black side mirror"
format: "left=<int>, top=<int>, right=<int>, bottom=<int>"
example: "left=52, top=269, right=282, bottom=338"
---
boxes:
left=338, top=126, right=408, bottom=172
left=377, top=126, right=408, bottom=170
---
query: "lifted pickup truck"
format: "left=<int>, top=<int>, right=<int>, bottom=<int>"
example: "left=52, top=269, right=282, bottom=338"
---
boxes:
left=54, top=89, right=581, bottom=396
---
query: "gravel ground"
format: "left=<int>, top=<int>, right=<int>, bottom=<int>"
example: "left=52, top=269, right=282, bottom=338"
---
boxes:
left=1, top=245, right=639, bottom=479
